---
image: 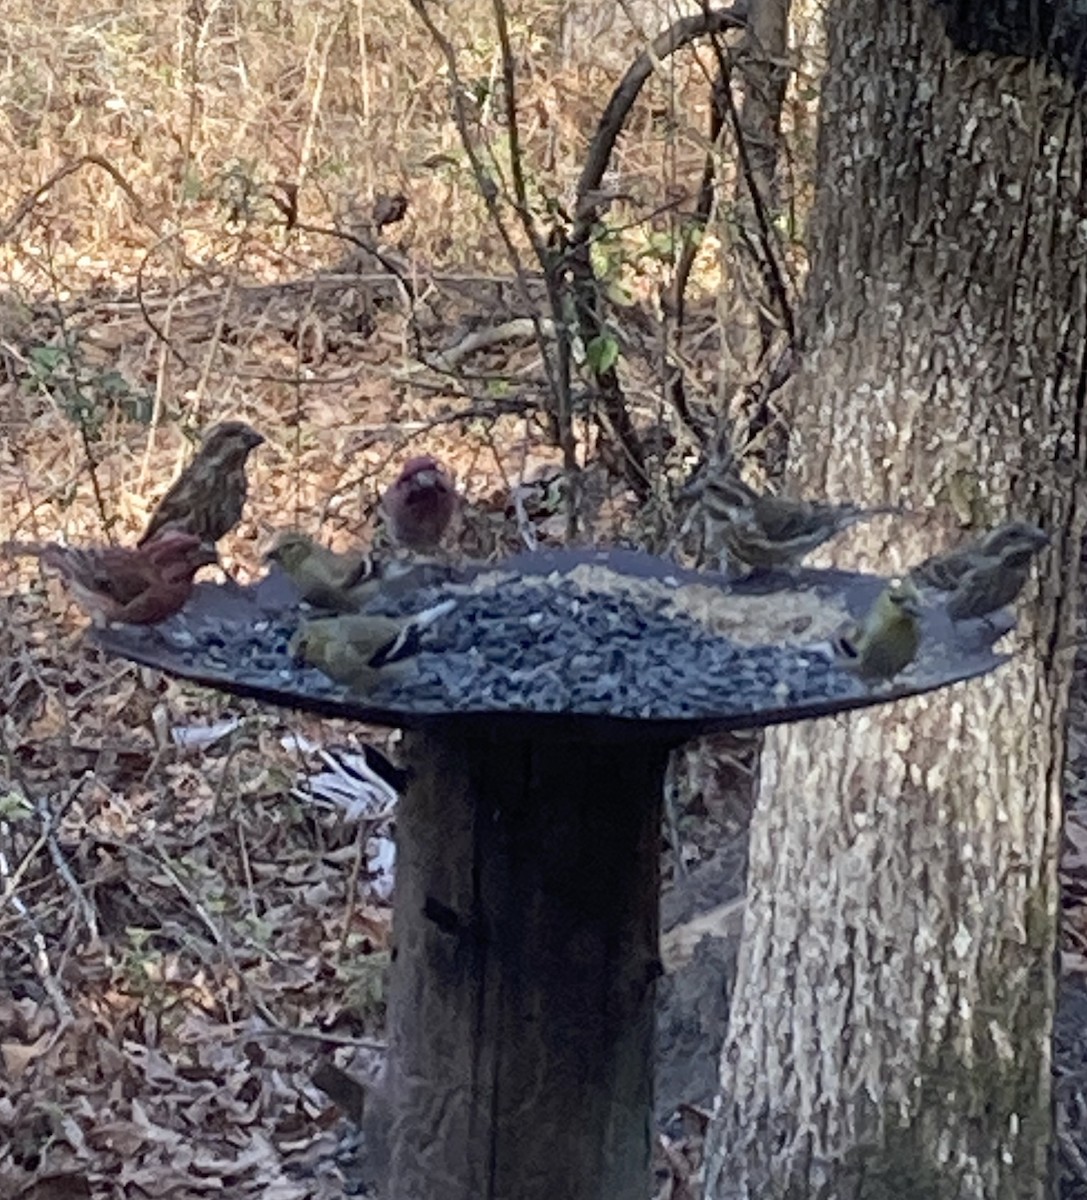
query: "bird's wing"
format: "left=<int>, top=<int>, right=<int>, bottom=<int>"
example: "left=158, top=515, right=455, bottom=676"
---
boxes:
left=95, top=549, right=160, bottom=604
left=751, top=496, right=829, bottom=540
left=138, top=479, right=189, bottom=545
left=911, top=546, right=974, bottom=591
left=371, top=598, right=457, bottom=667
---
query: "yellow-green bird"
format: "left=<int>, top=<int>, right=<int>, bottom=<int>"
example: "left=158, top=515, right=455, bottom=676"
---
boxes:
left=290, top=599, right=456, bottom=693
left=835, top=577, right=923, bottom=684
left=265, top=531, right=381, bottom=612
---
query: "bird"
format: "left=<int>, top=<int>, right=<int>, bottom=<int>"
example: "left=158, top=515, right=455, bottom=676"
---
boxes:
left=707, top=488, right=906, bottom=573
left=138, top=421, right=265, bottom=548
left=945, top=540, right=1047, bottom=621
left=264, top=532, right=381, bottom=612
left=291, top=620, right=397, bottom=693
left=909, top=521, right=1049, bottom=620
left=693, top=462, right=906, bottom=572
left=834, top=577, right=923, bottom=685
left=5, top=532, right=218, bottom=625
left=380, top=455, right=457, bottom=552
left=290, top=599, right=457, bottom=692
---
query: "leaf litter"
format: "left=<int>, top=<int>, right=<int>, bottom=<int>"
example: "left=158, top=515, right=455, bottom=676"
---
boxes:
left=1, top=582, right=394, bottom=1199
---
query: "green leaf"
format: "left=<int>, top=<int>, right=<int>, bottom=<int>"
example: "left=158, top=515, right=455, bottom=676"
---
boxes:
left=586, top=335, right=619, bottom=374
left=29, top=344, right=67, bottom=372
left=0, top=790, right=32, bottom=820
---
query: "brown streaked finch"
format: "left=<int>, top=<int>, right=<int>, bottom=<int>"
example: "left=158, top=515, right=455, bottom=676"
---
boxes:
left=5, top=532, right=218, bottom=626
left=264, top=532, right=381, bottom=612
left=909, top=521, right=1049, bottom=620
left=711, top=493, right=907, bottom=574
left=834, top=577, right=923, bottom=685
left=289, top=599, right=456, bottom=693
left=694, top=464, right=908, bottom=573
left=380, top=455, right=457, bottom=552
left=138, top=421, right=265, bottom=548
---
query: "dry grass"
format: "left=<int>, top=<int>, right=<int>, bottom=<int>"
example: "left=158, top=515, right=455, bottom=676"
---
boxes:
left=0, top=0, right=824, bottom=1192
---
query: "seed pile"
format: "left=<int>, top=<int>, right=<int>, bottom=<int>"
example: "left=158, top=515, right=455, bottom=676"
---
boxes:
left=142, top=573, right=866, bottom=721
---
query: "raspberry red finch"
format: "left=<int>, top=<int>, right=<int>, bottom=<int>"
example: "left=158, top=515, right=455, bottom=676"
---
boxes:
left=380, top=455, right=457, bottom=552
left=139, top=421, right=265, bottom=547
left=5, top=532, right=218, bottom=625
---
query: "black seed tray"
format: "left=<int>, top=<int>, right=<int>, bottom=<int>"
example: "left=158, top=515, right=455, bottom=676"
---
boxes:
left=93, top=548, right=1011, bottom=742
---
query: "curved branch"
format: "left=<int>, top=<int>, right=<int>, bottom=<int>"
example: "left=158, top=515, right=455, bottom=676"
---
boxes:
left=564, top=3, right=749, bottom=498
left=0, top=154, right=158, bottom=244
left=710, top=36, right=796, bottom=346
left=573, top=3, right=749, bottom=240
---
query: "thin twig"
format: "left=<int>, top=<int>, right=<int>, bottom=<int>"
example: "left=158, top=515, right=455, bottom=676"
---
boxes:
left=0, top=834, right=75, bottom=1023
left=336, top=826, right=367, bottom=965
left=0, top=153, right=157, bottom=244
left=572, top=4, right=749, bottom=239
left=0, top=724, right=93, bottom=924
left=409, top=0, right=578, bottom=511
left=705, top=31, right=796, bottom=345
left=407, top=0, right=559, bottom=392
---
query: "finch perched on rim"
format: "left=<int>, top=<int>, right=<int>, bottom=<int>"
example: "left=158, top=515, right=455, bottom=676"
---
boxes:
left=707, top=490, right=907, bottom=573
left=909, top=521, right=1049, bottom=620
left=290, top=599, right=456, bottom=692
left=834, top=577, right=923, bottom=685
left=690, top=463, right=907, bottom=573
left=264, top=532, right=381, bottom=612
left=5, top=532, right=218, bottom=625
left=138, top=421, right=265, bottom=548
left=380, top=455, right=457, bottom=552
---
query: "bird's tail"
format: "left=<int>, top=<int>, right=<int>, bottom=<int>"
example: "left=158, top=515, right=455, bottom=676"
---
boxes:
left=370, top=598, right=458, bottom=667
left=830, top=503, right=916, bottom=529
left=1, top=540, right=50, bottom=558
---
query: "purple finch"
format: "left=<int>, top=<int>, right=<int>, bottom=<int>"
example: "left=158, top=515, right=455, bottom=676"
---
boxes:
left=139, top=421, right=265, bottom=548
left=380, top=455, right=457, bottom=552
left=6, top=532, right=217, bottom=625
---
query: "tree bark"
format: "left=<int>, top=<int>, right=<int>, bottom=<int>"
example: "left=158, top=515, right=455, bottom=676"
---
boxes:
left=706, top=3, right=1087, bottom=1197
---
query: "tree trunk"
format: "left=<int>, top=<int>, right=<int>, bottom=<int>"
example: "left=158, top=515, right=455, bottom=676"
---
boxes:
left=706, top=3, right=1087, bottom=1197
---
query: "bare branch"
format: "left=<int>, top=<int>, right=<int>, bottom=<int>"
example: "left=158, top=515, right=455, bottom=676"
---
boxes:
left=573, top=4, right=749, bottom=238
